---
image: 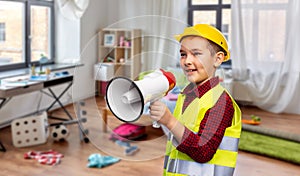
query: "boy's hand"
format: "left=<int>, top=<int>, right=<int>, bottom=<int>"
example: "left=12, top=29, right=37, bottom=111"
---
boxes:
left=149, top=101, right=172, bottom=126
left=150, top=101, right=184, bottom=141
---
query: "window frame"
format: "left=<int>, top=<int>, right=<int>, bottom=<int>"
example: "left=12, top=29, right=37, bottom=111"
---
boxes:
left=0, top=0, right=55, bottom=72
left=187, top=0, right=231, bottom=68
left=188, top=0, right=231, bottom=30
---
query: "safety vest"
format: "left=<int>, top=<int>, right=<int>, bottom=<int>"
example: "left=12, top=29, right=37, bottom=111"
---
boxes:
left=164, top=84, right=241, bottom=176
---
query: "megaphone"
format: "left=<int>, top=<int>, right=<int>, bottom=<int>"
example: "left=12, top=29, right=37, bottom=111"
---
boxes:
left=105, top=69, right=176, bottom=127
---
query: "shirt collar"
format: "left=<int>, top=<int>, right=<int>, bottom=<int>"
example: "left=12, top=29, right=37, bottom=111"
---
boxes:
left=182, top=77, right=220, bottom=98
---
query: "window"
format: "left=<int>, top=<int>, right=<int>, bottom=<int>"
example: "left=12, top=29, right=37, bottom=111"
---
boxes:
left=0, top=23, right=5, bottom=42
left=188, top=0, right=231, bottom=67
left=240, top=0, right=288, bottom=63
left=0, top=0, right=54, bottom=71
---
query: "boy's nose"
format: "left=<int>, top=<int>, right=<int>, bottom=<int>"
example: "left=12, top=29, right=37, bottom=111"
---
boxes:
left=184, top=54, right=193, bottom=66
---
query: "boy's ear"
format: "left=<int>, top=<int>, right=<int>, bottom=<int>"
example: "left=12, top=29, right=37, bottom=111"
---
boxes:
left=214, top=52, right=225, bottom=68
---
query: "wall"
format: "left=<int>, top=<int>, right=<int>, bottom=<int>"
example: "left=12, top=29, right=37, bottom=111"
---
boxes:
left=76, top=0, right=108, bottom=100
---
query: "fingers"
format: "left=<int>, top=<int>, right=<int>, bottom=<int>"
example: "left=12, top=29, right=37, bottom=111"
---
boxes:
left=150, top=101, right=164, bottom=108
left=149, top=101, right=166, bottom=121
left=150, top=102, right=164, bottom=111
left=150, top=109, right=163, bottom=118
left=150, top=101, right=165, bottom=112
left=150, top=110, right=164, bottom=121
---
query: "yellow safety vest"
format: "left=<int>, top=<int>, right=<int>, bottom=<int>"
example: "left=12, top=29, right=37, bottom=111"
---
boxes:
left=164, top=84, right=241, bottom=176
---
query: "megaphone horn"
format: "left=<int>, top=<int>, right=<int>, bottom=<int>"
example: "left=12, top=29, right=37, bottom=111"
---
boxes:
left=105, top=69, right=176, bottom=124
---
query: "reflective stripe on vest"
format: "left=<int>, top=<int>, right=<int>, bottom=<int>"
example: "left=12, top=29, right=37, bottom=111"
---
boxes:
left=218, top=136, right=239, bottom=151
left=165, top=136, right=239, bottom=175
left=168, top=135, right=239, bottom=155
left=164, top=84, right=241, bottom=176
left=164, top=156, right=234, bottom=176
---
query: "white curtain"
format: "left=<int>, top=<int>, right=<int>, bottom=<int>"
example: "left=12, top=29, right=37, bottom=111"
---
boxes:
left=57, top=0, right=90, bottom=20
left=231, top=0, right=300, bottom=114
left=106, top=0, right=187, bottom=71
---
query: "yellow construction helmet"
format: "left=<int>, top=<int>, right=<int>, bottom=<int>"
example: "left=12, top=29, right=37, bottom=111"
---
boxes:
left=175, top=24, right=230, bottom=61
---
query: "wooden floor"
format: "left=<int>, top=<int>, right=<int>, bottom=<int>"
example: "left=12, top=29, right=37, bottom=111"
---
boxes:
left=0, top=96, right=300, bottom=176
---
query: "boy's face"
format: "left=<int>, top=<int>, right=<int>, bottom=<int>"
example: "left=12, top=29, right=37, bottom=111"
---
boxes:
left=179, top=36, right=223, bottom=85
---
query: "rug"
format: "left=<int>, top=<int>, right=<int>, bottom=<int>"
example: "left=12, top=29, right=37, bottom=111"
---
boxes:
left=239, top=129, right=300, bottom=165
left=242, top=124, right=300, bottom=143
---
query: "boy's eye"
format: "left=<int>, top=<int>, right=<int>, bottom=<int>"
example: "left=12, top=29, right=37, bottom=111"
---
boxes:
left=180, top=53, right=187, bottom=57
left=192, top=52, right=202, bottom=56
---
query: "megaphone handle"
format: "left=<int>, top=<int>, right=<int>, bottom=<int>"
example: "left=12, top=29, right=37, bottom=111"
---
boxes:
left=150, top=97, right=163, bottom=128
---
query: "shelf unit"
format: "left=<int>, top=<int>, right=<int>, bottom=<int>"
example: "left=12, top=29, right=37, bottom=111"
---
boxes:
left=95, top=28, right=142, bottom=95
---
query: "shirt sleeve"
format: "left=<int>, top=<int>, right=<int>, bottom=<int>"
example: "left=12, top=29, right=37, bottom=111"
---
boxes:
left=176, top=91, right=234, bottom=163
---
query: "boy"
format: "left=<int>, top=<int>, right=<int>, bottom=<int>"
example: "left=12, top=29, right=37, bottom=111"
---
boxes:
left=149, top=24, right=242, bottom=176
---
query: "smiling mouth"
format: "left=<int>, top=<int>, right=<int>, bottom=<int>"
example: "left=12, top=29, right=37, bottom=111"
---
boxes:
left=186, top=69, right=197, bottom=73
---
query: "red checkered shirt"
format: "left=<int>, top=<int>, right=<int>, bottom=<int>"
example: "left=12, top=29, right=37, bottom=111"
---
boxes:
left=176, top=77, right=234, bottom=163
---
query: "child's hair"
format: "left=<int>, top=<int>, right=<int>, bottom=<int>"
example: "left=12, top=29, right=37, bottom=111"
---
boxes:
left=205, top=37, right=228, bottom=58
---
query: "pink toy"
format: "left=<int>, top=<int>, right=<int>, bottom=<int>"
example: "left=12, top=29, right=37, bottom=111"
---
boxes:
left=119, top=36, right=125, bottom=46
left=110, top=123, right=146, bottom=141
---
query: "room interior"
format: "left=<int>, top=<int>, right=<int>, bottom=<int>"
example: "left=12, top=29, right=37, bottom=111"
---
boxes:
left=0, top=0, right=300, bottom=175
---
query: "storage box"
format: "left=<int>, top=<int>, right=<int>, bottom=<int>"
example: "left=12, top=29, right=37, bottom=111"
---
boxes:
left=11, top=112, right=49, bottom=148
left=98, top=81, right=109, bottom=95
left=94, top=63, right=115, bottom=81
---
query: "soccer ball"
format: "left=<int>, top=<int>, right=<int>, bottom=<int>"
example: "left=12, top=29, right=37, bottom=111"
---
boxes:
left=51, top=125, right=69, bottom=142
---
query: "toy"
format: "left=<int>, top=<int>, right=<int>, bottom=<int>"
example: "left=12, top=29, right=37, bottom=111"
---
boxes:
left=242, top=115, right=261, bottom=125
left=24, top=149, right=64, bottom=165
left=114, top=140, right=139, bottom=156
left=51, top=124, right=69, bottom=142
left=87, top=153, right=120, bottom=168
left=110, top=123, right=147, bottom=141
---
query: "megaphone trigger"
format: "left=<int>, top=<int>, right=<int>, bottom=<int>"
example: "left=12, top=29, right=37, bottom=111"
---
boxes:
left=152, top=120, right=161, bottom=128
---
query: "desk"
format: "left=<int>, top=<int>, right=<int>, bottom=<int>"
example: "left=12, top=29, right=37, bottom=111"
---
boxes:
left=41, top=75, right=73, bottom=121
left=0, top=74, right=74, bottom=152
